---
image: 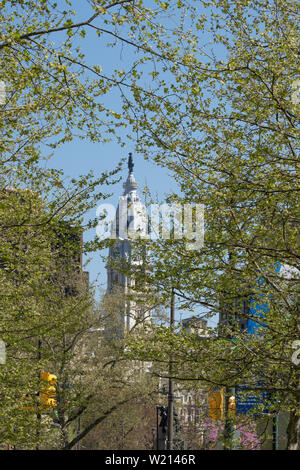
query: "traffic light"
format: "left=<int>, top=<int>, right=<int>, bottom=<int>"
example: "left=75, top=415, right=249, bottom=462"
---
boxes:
left=159, top=406, right=168, bottom=433
left=208, top=390, right=224, bottom=420
left=159, top=406, right=182, bottom=436
left=228, top=395, right=236, bottom=416
left=40, top=371, right=57, bottom=410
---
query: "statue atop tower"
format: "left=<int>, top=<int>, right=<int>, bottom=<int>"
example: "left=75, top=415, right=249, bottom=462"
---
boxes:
left=128, top=152, right=134, bottom=173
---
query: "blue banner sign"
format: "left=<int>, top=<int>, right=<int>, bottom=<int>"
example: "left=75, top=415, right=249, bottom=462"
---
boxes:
left=235, top=384, right=269, bottom=415
left=247, top=263, right=281, bottom=335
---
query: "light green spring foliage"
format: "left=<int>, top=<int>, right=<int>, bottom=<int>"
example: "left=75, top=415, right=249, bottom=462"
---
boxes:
left=110, top=0, right=300, bottom=447
left=0, top=1, right=174, bottom=447
left=52, top=290, right=159, bottom=450
left=0, top=0, right=299, bottom=448
left=0, top=189, right=91, bottom=446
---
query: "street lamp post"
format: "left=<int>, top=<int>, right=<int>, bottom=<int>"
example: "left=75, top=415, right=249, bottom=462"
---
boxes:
left=272, top=414, right=278, bottom=450
left=223, top=386, right=235, bottom=450
left=156, top=405, right=159, bottom=450
left=167, top=288, right=175, bottom=450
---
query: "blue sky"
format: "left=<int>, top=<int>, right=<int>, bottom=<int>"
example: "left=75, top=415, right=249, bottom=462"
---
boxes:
left=44, top=1, right=176, bottom=296
left=48, top=138, right=174, bottom=290
left=44, top=1, right=220, bottom=326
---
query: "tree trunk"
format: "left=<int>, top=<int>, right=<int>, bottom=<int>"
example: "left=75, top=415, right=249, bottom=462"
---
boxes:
left=286, top=378, right=300, bottom=450
left=286, top=408, right=300, bottom=450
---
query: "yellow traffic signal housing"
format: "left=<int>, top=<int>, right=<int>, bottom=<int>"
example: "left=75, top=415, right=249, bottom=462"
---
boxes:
left=228, top=395, right=236, bottom=416
left=40, top=371, right=57, bottom=409
left=208, top=390, right=224, bottom=421
left=22, top=372, right=57, bottom=412
left=208, top=389, right=236, bottom=421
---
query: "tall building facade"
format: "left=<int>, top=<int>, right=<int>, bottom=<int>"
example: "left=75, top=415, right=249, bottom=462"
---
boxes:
left=106, top=153, right=150, bottom=332
left=219, top=298, right=249, bottom=333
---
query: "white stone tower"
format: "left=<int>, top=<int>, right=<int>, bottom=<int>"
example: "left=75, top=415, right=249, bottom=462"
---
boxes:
left=106, top=153, right=150, bottom=332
